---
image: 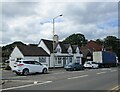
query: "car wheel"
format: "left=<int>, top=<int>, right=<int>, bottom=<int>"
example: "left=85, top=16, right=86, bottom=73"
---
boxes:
left=42, top=68, right=47, bottom=74
left=23, top=69, right=29, bottom=76
left=16, top=72, right=21, bottom=76
left=73, top=67, right=76, bottom=71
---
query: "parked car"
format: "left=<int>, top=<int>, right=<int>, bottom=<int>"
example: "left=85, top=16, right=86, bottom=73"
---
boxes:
left=12, top=59, right=48, bottom=75
left=83, top=61, right=99, bottom=69
left=64, top=62, right=84, bottom=71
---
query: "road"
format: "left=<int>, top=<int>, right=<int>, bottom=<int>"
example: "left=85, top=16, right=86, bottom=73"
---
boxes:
left=1, top=67, right=119, bottom=91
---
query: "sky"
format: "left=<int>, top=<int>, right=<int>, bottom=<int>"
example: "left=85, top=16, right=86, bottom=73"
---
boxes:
left=0, top=0, right=119, bottom=46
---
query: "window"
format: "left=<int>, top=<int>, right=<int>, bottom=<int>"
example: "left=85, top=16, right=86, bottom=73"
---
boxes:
left=57, top=48, right=61, bottom=53
left=34, top=61, right=40, bottom=65
left=68, top=49, right=72, bottom=53
left=39, top=57, right=46, bottom=62
left=58, top=57, right=62, bottom=64
left=69, top=57, right=72, bottom=63
left=76, top=49, right=79, bottom=53
left=17, top=58, right=22, bottom=61
left=76, top=57, right=80, bottom=63
left=55, top=57, right=57, bottom=64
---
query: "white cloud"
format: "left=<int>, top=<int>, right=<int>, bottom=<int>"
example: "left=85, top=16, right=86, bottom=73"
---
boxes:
left=1, top=1, right=118, bottom=46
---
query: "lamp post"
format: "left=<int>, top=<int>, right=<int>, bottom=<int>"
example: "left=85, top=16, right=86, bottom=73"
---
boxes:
left=53, top=14, right=62, bottom=68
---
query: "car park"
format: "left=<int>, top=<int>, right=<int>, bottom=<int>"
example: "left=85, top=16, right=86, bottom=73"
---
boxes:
left=12, top=59, right=48, bottom=75
left=83, top=61, right=99, bottom=69
left=64, top=62, right=84, bottom=71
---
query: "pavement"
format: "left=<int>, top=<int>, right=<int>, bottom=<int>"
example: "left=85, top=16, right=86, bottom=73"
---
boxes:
left=1, top=67, right=119, bottom=91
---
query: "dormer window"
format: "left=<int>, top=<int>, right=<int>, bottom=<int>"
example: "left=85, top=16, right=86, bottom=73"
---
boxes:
left=57, top=48, right=61, bottom=53
left=76, top=47, right=79, bottom=53
left=69, top=49, right=72, bottom=53
left=76, top=49, right=79, bottom=53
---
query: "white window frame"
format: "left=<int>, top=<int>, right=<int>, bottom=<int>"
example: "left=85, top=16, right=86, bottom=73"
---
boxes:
left=55, top=57, right=62, bottom=65
left=69, top=57, right=72, bottom=63
left=39, top=57, right=46, bottom=62
left=76, top=57, right=80, bottom=63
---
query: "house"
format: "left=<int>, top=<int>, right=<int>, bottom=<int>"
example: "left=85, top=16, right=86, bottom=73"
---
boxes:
left=38, top=35, right=83, bottom=68
left=80, top=40, right=102, bottom=64
left=9, top=45, right=49, bottom=69
left=9, top=35, right=83, bottom=68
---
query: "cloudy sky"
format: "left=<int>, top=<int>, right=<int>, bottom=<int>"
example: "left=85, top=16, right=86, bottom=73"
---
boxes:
left=1, top=0, right=119, bottom=46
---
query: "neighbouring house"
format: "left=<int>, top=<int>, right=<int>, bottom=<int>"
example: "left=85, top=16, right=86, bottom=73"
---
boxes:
left=38, top=35, right=83, bottom=68
left=80, top=40, right=102, bottom=64
left=9, top=45, right=49, bottom=69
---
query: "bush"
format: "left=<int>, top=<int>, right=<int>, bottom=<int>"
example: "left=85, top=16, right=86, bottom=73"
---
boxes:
left=5, top=65, right=11, bottom=70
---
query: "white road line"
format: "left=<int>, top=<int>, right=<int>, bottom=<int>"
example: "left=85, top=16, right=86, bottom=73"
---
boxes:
left=53, top=72, right=65, bottom=74
left=101, top=68, right=112, bottom=71
left=68, top=71, right=84, bottom=73
left=68, top=75, right=88, bottom=79
left=111, top=86, right=120, bottom=90
left=96, top=72, right=106, bottom=75
left=2, top=81, right=52, bottom=91
left=110, top=70, right=117, bottom=72
left=8, top=76, right=27, bottom=79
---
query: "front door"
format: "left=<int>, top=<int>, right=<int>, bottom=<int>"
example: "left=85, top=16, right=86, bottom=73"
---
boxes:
left=63, top=57, right=66, bottom=66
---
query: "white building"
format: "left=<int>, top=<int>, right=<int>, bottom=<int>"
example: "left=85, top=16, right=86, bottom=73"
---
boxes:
left=9, top=45, right=49, bottom=69
left=9, top=35, right=83, bottom=69
left=38, top=36, right=83, bottom=68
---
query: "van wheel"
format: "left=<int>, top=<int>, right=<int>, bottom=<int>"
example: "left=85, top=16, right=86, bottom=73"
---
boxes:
left=42, top=68, right=47, bottom=74
left=23, top=69, right=29, bottom=76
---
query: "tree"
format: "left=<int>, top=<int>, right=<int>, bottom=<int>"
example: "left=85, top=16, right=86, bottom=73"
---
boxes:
left=63, top=33, right=88, bottom=46
left=2, top=41, right=26, bottom=62
left=104, top=36, right=120, bottom=62
left=96, top=39, right=104, bottom=45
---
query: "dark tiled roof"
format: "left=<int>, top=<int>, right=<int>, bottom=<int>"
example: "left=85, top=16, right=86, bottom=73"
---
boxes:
left=42, top=39, right=82, bottom=54
left=59, top=42, right=68, bottom=53
left=17, top=45, right=49, bottom=56
left=42, top=39, right=68, bottom=53
left=42, top=39, right=53, bottom=53
left=72, top=45, right=78, bottom=53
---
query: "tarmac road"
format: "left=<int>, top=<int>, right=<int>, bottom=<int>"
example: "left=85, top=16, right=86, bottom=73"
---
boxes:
left=1, top=67, right=119, bottom=91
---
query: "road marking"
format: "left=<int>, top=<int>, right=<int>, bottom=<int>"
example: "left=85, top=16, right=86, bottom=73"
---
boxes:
left=68, top=71, right=84, bottom=73
left=68, top=75, right=88, bottom=79
left=96, top=72, right=106, bottom=75
left=3, top=76, right=27, bottom=79
left=110, top=70, right=117, bottom=72
left=11, top=76, right=27, bottom=78
left=110, top=86, right=120, bottom=90
left=53, top=72, right=65, bottom=74
left=2, top=81, right=52, bottom=91
left=101, top=68, right=112, bottom=71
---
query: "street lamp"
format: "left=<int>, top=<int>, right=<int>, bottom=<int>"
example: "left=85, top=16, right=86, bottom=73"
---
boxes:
left=53, top=14, right=62, bottom=68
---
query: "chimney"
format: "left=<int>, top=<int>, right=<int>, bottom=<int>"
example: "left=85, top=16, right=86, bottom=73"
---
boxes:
left=54, top=34, right=59, bottom=43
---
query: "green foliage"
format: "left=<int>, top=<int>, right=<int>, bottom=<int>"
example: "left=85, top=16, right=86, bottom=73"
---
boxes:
left=96, top=36, right=120, bottom=62
left=96, top=39, right=104, bottom=45
left=63, top=33, right=88, bottom=46
left=2, top=41, right=26, bottom=57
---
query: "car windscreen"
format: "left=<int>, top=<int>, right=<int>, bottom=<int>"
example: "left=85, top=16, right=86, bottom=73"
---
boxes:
left=67, top=63, right=73, bottom=66
left=92, top=62, right=98, bottom=64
